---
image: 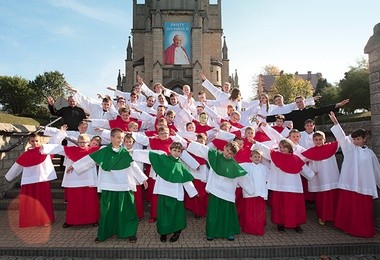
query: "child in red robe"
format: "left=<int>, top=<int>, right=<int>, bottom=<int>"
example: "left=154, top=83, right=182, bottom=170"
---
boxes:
left=5, top=133, right=57, bottom=228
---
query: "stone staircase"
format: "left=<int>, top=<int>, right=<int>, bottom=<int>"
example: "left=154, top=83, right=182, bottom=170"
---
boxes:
left=1, top=156, right=380, bottom=259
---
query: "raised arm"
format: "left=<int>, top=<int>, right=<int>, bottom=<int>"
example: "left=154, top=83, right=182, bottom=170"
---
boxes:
left=201, top=75, right=229, bottom=100
left=186, top=141, right=210, bottom=159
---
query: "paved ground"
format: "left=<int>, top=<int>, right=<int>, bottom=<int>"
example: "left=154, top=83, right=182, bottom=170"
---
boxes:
left=0, top=205, right=379, bottom=259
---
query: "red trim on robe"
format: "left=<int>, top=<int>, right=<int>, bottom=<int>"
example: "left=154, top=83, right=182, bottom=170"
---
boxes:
left=193, top=120, right=214, bottom=134
left=234, top=147, right=251, bottom=163
left=301, top=141, right=338, bottom=161
left=221, top=118, right=244, bottom=129
left=167, top=123, right=178, bottom=133
left=270, top=151, right=304, bottom=174
left=272, top=126, right=284, bottom=133
left=254, top=131, right=271, bottom=142
left=243, top=138, right=255, bottom=149
left=16, top=147, right=48, bottom=167
left=211, top=139, right=228, bottom=151
left=109, top=116, right=142, bottom=131
left=231, top=130, right=242, bottom=137
left=145, top=130, right=158, bottom=137
left=64, top=146, right=99, bottom=162
left=149, top=137, right=173, bottom=155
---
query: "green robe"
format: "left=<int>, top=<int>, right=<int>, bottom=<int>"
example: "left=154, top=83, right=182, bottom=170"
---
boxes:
left=149, top=152, right=194, bottom=235
left=90, top=145, right=137, bottom=241
left=206, top=150, right=247, bottom=238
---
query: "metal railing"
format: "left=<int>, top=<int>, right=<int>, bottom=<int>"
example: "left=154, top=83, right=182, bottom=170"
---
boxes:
left=0, top=117, right=62, bottom=153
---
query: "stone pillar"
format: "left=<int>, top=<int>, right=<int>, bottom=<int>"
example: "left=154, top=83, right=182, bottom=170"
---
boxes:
left=364, top=23, right=380, bottom=229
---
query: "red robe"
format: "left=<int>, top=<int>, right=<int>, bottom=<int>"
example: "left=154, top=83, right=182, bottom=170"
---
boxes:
left=234, top=138, right=254, bottom=221
left=16, top=148, right=55, bottom=228
left=301, top=142, right=339, bottom=223
left=64, top=146, right=100, bottom=226
left=269, top=151, right=306, bottom=228
left=184, top=153, right=208, bottom=217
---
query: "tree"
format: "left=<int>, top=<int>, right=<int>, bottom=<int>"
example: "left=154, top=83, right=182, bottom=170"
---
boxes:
left=0, top=76, right=36, bottom=115
left=261, top=65, right=281, bottom=75
left=0, top=71, right=68, bottom=117
left=338, top=60, right=369, bottom=113
left=314, top=78, right=340, bottom=108
left=29, top=71, right=68, bottom=104
left=250, top=65, right=282, bottom=100
left=270, top=73, right=314, bottom=103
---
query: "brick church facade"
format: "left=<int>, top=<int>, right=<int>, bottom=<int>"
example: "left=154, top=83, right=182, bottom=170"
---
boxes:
left=116, top=0, right=233, bottom=96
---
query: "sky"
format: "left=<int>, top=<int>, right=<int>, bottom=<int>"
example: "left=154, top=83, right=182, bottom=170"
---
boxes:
left=1, top=0, right=379, bottom=100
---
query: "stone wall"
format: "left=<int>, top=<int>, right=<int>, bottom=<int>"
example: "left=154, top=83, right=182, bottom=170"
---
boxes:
left=365, top=23, right=380, bottom=230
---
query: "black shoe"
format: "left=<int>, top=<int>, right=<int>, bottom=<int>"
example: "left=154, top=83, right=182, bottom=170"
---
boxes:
left=62, top=223, right=71, bottom=228
left=160, top=235, right=167, bottom=242
left=169, top=232, right=181, bottom=242
left=129, top=236, right=137, bottom=243
left=277, top=225, right=285, bottom=232
left=206, top=237, right=214, bottom=241
left=227, top=235, right=235, bottom=241
left=92, top=222, right=99, bottom=227
left=295, top=226, right=303, bottom=233
left=94, top=237, right=101, bottom=243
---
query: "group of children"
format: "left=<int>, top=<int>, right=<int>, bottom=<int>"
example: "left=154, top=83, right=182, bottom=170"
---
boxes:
left=5, top=78, right=380, bottom=242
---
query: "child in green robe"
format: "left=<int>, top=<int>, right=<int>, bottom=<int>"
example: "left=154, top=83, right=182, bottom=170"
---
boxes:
left=69, top=128, right=148, bottom=242
left=132, top=142, right=198, bottom=243
left=186, top=140, right=255, bottom=241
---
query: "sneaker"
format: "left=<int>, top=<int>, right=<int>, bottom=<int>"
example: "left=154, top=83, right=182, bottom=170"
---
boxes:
left=295, top=226, right=303, bottom=233
left=318, top=218, right=325, bottom=226
left=128, top=236, right=137, bottom=243
left=227, top=235, right=235, bottom=241
left=160, top=235, right=167, bottom=242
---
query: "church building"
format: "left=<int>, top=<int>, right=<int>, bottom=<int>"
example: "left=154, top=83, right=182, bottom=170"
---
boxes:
left=116, top=0, right=234, bottom=96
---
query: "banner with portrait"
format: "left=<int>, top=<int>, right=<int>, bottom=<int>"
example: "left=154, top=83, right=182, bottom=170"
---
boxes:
left=163, top=22, right=191, bottom=65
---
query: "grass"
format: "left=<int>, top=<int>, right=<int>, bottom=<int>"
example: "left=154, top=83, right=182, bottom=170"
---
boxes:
left=0, top=112, right=41, bottom=126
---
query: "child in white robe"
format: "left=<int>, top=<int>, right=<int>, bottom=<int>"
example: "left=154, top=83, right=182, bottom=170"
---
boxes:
left=240, top=149, right=270, bottom=236
left=329, top=112, right=380, bottom=237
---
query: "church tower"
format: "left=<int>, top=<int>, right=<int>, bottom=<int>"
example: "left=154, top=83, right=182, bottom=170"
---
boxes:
left=118, top=0, right=229, bottom=96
